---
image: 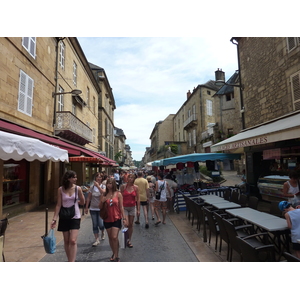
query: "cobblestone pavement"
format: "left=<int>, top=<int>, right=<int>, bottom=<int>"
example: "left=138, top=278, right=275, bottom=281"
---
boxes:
left=40, top=213, right=199, bottom=262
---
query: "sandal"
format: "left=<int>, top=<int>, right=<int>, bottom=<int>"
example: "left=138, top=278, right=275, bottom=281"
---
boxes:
left=155, top=221, right=161, bottom=226
left=110, top=254, right=115, bottom=262
left=114, top=257, right=120, bottom=262
left=127, top=241, right=133, bottom=248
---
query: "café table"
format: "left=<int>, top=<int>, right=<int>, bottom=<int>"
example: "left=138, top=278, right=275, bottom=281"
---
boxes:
left=226, top=207, right=290, bottom=259
left=200, top=194, right=226, bottom=204
left=211, top=202, right=241, bottom=210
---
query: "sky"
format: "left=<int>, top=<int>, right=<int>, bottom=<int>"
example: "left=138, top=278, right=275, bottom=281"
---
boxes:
left=77, top=37, right=238, bottom=161
left=5, top=1, right=296, bottom=163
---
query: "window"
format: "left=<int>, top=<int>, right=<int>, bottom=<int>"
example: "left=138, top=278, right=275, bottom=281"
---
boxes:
left=287, top=37, right=300, bottom=53
left=59, top=41, right=65, bottom=69
left=92, top=96, right=95, bottom=113
left=291, top=71, right=300, bottom=110
left=207, top=90, right=211, bottom=95
left=18, top=70, right=34, bottom=116
left=22, top=37, right=36, bottom=58
left=193, top=129, right=196, bottom=145
left=206, top=99, right=213, bottom=116
left=58, top=86, right=64, bottom=111
left=188, top=132, right=192, bottom=147
left=73, top=61, right=77, bottom=86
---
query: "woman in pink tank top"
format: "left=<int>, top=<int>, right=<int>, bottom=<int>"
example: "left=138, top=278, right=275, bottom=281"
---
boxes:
left=51, top=170, right=85, bottom=262
left=120, top=174, right=140, bottom=248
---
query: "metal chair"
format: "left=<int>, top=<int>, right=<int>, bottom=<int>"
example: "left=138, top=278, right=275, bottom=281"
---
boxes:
left=248, top=196, right=259, bottom=210
left=283, top=252, right=300, bottom=262
left=236, top=233, right=276, bottom=262
left=222, top=218, right=253, bottom=261
left=213, top=212, right=231, bottom=260
left=203, top=207, right=220, bottom=252
left=223, top=189, right=231, bottom=201
left=239, top=194, right=248, bottom=207
left=269, top=201, right=283, bottom=217
left=230, top=190, right=239, bottom=204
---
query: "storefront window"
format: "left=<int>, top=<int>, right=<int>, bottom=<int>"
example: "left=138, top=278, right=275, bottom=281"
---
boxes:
left=2, top=160, right=27, bottom=207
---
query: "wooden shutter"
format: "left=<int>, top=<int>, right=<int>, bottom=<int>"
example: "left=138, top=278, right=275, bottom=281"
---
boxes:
left=18, top=70, right=33, bottom=116
left=22, top=37, right=36, bottom=58
left=291, top=72, right=300, bottom=111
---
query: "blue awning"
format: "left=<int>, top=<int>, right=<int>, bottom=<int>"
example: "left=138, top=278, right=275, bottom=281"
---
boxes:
left=158, top=153, right=241, bottom=167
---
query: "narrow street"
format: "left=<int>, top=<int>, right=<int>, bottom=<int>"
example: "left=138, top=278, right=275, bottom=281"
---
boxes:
left=40, top=212, right=198, bottom=262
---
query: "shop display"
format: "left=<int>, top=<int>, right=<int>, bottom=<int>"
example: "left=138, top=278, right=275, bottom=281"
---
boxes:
left=257, top=175, right=289, bottom=201
left=2, top=163, right=24, bottom=207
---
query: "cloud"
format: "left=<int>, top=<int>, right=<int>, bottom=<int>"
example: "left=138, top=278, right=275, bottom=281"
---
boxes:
left=78, top=37, right=238, bottom=160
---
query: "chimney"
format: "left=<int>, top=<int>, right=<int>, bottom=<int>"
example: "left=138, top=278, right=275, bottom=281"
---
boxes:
left=215, top=68, right=225, bottom=86
left=187, top=90, right=191, bottom=99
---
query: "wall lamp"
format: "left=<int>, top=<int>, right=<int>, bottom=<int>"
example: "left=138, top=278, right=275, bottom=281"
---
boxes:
left=215, top=69, right=244, bottom=90
left=52, top=89, right=82, bottom=97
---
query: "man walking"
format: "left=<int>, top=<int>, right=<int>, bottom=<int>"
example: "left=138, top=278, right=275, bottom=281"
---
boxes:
left=134, top=171, right=150, bottom=228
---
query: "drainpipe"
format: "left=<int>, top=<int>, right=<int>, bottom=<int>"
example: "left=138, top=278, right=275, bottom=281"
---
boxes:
left=52, top=37, right=65, bottom=127
left=231, top=38, right=245, bottom=130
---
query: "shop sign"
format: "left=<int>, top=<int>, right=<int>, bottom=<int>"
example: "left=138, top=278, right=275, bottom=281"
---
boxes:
left=217, top=136, right=268, bottom=151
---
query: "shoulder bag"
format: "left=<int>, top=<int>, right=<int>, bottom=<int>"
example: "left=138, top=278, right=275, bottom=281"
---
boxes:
left=59, top=186, right=77, bottom=220
left=99, top=200, right=108, bottom=220
left=155, top=181, right=165, bottom=200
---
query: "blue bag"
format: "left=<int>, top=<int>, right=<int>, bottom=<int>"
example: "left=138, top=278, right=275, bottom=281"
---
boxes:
left=43, top=229, right=56, bottom=254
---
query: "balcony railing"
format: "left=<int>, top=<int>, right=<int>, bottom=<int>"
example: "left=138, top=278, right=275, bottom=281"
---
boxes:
left=55, top=111, right=92, bottom=145
left=183, top=113, right=197, bottom=129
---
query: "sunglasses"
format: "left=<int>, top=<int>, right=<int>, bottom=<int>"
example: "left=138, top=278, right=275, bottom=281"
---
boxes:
left=109, top=199, right=113, bottom=206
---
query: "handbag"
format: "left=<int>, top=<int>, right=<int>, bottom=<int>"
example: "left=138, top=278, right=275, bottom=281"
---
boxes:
left=99, top=201, right=108, bottom=220
left=120, top=227, right=129, bottom=249
left=59, top=186, right=77, bottom=220
left=42, top=229, right=56, bottom=254
left=155, top=181, right=165, bottom=200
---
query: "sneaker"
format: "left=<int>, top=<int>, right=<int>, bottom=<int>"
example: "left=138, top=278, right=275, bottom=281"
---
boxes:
left=92, top=239, right=100, bottom=246
left=101, top=232, right=105, bottom=240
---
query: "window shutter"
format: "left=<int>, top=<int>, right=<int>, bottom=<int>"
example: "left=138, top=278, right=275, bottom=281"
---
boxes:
left=26, top=76, right=33, bottom=115
left=22, top=37, right=36, bottom=58
left=18, top=70, right=33, bottom=116
left=291, top=72, right=300, bottom=110
left=18, top=71, right=26, bottom=112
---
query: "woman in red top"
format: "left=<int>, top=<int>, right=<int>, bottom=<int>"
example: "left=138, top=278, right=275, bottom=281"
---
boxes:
left=120, top=174, right=140, bottom=248
left=99, top=177, right=126, bottom=262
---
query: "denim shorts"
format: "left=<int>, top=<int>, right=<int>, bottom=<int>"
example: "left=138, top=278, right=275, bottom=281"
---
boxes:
left=124, top=206, right=136, bottom=216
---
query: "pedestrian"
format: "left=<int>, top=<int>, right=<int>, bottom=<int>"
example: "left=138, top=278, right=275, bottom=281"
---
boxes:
left=147, top=175, right=156, bottom=220
left=99, top=177, right=127, bottom=262
left=134, top=171, right=150, bottom=228
left=84, top=172, right=106, bottom=246
left=120, top=173, right=140, bottom=248
left=154, top=172, right=171, bottom=225
left=113, top=169, right=121, bottom=189
left=278, top=200, right=300, bottom=258
left=164, top=173, right=178, bottom=212
left=51, top=170, right=85, bottom=262
left=282, top=170, right=300, bottom=207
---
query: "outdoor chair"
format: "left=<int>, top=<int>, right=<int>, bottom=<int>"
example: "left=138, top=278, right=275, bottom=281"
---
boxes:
left=248, top=196, right=259, bottom=210
left=188, top=197, right=201, bottom=228
left=239, top=194, right=248, bottom=207
left=182, top=194, right=191, bottom=220
left=269, top=201, right=283, bottom=217
left=236, top=233, right=276, bottom=262
left=222, top=218, right=254, bottom=261
left=213, top=212, right=231, bottom=260
left=283, top=252, right=300, bottom=262
left=231, top=190, right=239, bottom=204
left=223, top=189, right=231, bottom=201
left=203, top=207, right=220, bottom=252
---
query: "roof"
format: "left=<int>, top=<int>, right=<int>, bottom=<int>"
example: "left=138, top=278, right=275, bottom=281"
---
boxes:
left=215, top=70, right=239, bottom=95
